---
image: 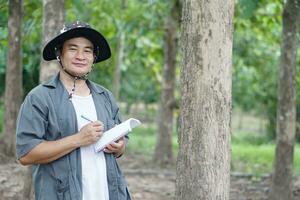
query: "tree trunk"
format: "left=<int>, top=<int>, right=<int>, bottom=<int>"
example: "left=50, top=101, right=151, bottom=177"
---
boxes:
left=113, top=29, right=124, bottom=101
left=113, top=0, right=126, bottom=101
left=153, top=0, right=179, bottom=166
left=39, top=0, right=65, bottom=82
left=269, top=1, right=300, bottom=199
left=1, top=0, right=23, bottom=157
left=175, top=0, right=234, bottom=199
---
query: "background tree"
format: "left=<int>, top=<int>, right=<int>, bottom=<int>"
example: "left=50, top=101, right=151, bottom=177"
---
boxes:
left=153, top=0, right=180, bottom=166
left=1, top=0, right=23, bottom=157
left=39, top=0, right=65, bottom=82
left=175, top=0, right=234, bottom=199
left=113, top=0, right=126, bottom=101
left=269, top=0, right=300, bottom=199
left=233, top=0, right=283, bottom=139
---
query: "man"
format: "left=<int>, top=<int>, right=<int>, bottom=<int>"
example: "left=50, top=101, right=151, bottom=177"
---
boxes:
left=16, top=21, right=131, bottom=200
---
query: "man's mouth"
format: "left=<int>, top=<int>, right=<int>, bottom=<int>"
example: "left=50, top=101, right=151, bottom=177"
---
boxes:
left=72, top=63, right=86, bottom=67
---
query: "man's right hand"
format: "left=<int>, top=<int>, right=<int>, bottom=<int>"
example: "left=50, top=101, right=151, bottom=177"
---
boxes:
left=76, top=121, right=104, bottom=147
left=18, top=120, right=105, bottom=165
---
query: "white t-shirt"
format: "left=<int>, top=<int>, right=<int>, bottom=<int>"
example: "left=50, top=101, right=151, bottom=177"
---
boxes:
left=71, top=94, right=109, bottom=200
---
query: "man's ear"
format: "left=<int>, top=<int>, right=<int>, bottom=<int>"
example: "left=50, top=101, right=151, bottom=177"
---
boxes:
left=55, top=47, right=61, bottom=61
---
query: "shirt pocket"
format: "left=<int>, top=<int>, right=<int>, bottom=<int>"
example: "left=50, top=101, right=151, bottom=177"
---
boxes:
left=56, top=174, right=71, bottom=200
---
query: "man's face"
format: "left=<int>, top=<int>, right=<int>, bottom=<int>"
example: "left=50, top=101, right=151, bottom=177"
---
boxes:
left=60, top=37, right=95, bottom=76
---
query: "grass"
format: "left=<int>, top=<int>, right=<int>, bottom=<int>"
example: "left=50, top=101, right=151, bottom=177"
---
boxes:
left=232, top=143, right=300, bottom=176
left=126, top=125, right=157, bottom=155
left=126, top=124, right=300, bottom=176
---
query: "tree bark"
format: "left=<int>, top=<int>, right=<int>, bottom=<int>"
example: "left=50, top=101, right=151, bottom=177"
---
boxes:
left=113, top=0, right=126, bottom=101
left=153, top=0, right=180, bottom=166
left=113, top=28, right=125, bottom=101
left=1, top=0, right=23, bottom=157
left=39, top=0, right=65, bottom=82
left=175, top=0, right=234, bottom=199
left=269, top=1, right=300, bottom=199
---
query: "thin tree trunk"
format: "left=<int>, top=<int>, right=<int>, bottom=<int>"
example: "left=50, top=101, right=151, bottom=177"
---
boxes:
left=175, top=0, right=234, bottom=199
left=39, top=0, right=65, bottom=82
left=269, top=1, right=300, bottom=199
left=113, top=0, right=126, bottom=101
left=153, top=0, right=179, bottom=166
left=114, top=29, right=124, bottom=101
left=1, top=0, right=23, bottom=157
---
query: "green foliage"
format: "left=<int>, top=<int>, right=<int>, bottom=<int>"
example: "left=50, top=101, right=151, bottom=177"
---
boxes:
left=233, top=0, right=286, bottom=139
left=234, top=0, right=300, bottom=141
left=238, top=0, right=259, bottom=19
left=3, top=0, right=298, bottom=144
left=1, top=1, right=42, bottom=97
left=0, top=0, right=8, bottom=97
left=1, top=0, right=170, bottom=105
left=64, top=0, right=169, bottom=104
left=22, top=1, right=42, bottom=96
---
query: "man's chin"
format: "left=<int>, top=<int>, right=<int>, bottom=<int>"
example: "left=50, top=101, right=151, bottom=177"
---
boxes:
left=63, top=69, right=90, bottom=78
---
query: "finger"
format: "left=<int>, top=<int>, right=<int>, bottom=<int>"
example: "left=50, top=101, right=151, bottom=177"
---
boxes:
left=109, top=141, right=122, bottom=148
left=94, top=126, right=104, bottom=132
left=113, top=137, right=125, bottom=146
left=103, top=148, right=114, bottom=153
left=94, top=131, right=102, bottom=137
left=116, top=136, right=125, bottom=143
left=92, top=120, right=103, bottom=127
left=106, top=144, right=118, bottom=152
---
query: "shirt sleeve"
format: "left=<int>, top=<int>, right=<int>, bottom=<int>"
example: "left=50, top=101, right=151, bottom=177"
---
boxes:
left=16, top=93, right=48, bottom=159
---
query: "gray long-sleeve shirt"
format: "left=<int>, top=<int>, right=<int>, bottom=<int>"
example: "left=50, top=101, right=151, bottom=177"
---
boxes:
left=16, top=73, right=131, bottom=200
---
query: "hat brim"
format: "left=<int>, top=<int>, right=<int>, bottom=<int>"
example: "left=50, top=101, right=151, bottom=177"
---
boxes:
left=42, top=27, right=111, bottom=63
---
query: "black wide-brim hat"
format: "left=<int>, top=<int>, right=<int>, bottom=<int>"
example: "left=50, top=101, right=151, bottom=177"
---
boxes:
left=43, top=21, right=111, bottom=63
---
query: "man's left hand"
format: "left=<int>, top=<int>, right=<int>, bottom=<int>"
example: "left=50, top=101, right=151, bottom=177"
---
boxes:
left=103, top=136, right=126, bottom=158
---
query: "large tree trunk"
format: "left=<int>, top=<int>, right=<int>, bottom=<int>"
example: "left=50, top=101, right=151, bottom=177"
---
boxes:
left=175, top=0, right=234, bottom=199
left=1, top=0, right=23, bottom=157
left=153, top=0, right=179, bottom=166
left=39, top=0, right=65, bottom=82
left=269, top=1, right=300, bottom=199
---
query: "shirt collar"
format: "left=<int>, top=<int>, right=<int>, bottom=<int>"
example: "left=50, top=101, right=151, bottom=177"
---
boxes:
left=42, top=72, right=105, bottom=94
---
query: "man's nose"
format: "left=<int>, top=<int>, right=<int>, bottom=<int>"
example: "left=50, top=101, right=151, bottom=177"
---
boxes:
left=75, top=50, right=85, bottom=60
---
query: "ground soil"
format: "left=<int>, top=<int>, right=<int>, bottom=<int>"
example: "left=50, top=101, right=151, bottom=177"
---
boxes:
left=118, top=153, right=300, bottom=200
left=0, top=153, right=300, bottom=200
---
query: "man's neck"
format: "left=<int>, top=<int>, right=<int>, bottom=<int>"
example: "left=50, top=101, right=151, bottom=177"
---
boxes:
left=59, top=70, right=90, bottom=97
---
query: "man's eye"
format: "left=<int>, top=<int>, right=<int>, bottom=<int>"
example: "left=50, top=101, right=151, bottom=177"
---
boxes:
left=69, top=48, right=77, bottom=51
left=85, top=49, right=93, bottom=53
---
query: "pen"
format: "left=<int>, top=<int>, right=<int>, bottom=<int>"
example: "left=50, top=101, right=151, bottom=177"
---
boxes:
left=81, top=115, right=93, bottom=122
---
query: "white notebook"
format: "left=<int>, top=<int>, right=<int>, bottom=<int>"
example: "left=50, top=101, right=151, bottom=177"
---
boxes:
left=94, top=118, right=141, bottom=152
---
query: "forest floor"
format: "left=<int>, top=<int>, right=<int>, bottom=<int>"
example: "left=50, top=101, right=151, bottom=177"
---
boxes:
left=119, top=153, right=300, bottom=200
left=1, top=152, right=300, bottom=200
